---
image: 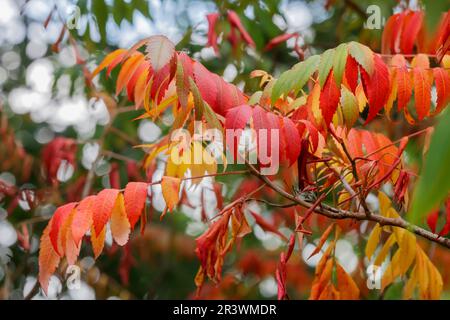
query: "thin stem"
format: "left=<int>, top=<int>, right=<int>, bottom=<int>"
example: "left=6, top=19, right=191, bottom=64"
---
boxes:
left=246, top=161, right=450, bottom=249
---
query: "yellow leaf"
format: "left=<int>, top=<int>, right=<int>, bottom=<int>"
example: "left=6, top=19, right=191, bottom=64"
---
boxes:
left=355, top=83, right=367, bottom=112
left=374, top=233, right=396, bottom=266
left=426, top=259, right=443, bottom=299
left=378, top=191, right=391, bottom=216
left=161, top=176, right=181, bottom=211
left=403, top=265, right=418, bottom=299
left=365, top=224, right=381, bottom=260
left=110, top=193, right=131, bottom=246
left=91, top=226, right=106, bottom=259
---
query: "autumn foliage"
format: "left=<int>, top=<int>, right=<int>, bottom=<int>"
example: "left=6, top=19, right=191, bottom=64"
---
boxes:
left=29, top=4, right=450, bottom=300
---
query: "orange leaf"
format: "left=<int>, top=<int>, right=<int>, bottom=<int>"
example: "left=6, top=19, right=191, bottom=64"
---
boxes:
left=39, top=223, right=61, bottom=295
left=413, top=67, right=431, bottom=120
left=60, top=209, right=79, bottom=266
left=110, top=193, right=131, bottom=246
left=49, top=202, right=77, bottom=256
left=92, top=49, right=127, bottom=78
left=308, top=223, right=335, bottom=259
left=161, top=176, right=181, bottom=211
left=124, top=182, right=148, bottom=229
left=336, top=263, right=360, bottom=299
left=91, top=225, right=106, bottom=259
left=115, top=53, right=145, bottom=96
left=92, top=189, right=120, bottom=235
left=71, top=195, right=95, bottom=247
left=396, top=67, right=412, bottom=111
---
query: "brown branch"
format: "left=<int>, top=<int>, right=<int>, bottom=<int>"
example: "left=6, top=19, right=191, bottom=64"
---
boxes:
left=246, top=162, right=450, bottom=249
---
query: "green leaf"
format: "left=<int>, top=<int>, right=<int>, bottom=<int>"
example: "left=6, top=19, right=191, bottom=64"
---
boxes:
left=340, top=86, right=358, bottom=129
left=318, top=48, right=335, bottom=87
left=271, top=54, right=320, bottom=103
left=409, top=109, right=450, bottom=224
left=348, top=41, right=374, bottom=76
left=92, top=0, right=108, bottom=44
left=133, top=0, right=152, bottom=19
left=333, top=43, right=348, bottom=87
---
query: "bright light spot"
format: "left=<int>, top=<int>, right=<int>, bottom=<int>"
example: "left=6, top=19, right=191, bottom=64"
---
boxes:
left=82, top=142, right=99, bottom=169
left=259, top=276, right=278, bottom=298
left=26, top=59, right=54, bottom=93
left=0, top=221, right=17, bottom=247
left=69, top=282, right=96, bottom=300
left=185, top=221, right=207, bottom=237
left=335, top=239, right=358, bottom=274
left=283, top=2, right=313, bottom=31
left=302, top=243, right=322, bottom=268
left=2, top=51, right=20, bottom=70
left=138, top=120, right=162, bottom=142
left=223, top=64, right=237, bottom=82
left=0, top=0, right=18, bottom=25
left=94, top=159, right=111, bottom=177
left=0, top=171, right=16, bottom=186
left=18, top=189, right=34, bottom=211
left=26, top=40, right=47, bottom=59
left=58, top=46, right=76, bottom=67
left=56, top=160, right=74, bottom=182
left=34, top=126, right=55, bottom=144
left=254, top=225, right=283, bottom=251
left=8, top=87, right=50, bottom=114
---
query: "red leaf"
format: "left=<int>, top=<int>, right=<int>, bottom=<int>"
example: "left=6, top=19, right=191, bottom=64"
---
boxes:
left=206, top=13, right=220, bottom=54
left=319, top=71, right=341, bottom=126
left=361, top=54, right=390, bottom=123
left=227, top=10, right=255, bottom=47
left=344, top=55, right=359, bottom=93
left=264, top=33, right=298, bottom=51
left=49, top=202, right=77, bottom=256
left=413, top=67, right=431, bottom=120
left=427, top=210, right=439, bottom=234
left=439, top=200, right=450, bottom=236
left=400, top=11, right=424, bottom=54
left=433, top=67, right=450, bottom=115
left=249, top=211, right=287, bottom=241
left=150, top=58, right=176, bottom=103
left=252, top=105, right=271, bottom=158
left=41, top=137, right=77, bottom=184
left=225, top=105, right=252, bottom=159
left=92, top=189, right=120, bottom=235
left=282, top=117, right=301, bottom=165
left=382, top=14, right=397, bottom=54
left=193, top=61, right=245, bottom=116
left=124, top=182, right=148, bottom=230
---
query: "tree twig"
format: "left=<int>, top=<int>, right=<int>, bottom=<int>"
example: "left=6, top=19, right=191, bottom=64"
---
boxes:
left=246, top=162, right=450, bottom=249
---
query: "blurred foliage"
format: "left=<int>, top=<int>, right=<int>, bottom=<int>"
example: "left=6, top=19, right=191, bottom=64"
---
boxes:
left=0, top=0, right=449, bottom=300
